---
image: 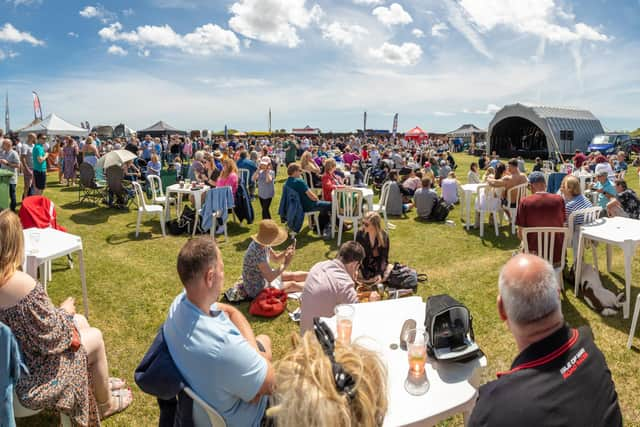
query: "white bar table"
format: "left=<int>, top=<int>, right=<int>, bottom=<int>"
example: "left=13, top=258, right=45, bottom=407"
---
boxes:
left=574, top=217, right=640, bottom=318
left=23, top=228, right=89, bottom=318
left=322, top=297, right=487, bottom=426
left=460, top=183, right=481, bottom=230
left=330, top=186, right=374, bottom=238
left=165, top=184, right=210, bottom=237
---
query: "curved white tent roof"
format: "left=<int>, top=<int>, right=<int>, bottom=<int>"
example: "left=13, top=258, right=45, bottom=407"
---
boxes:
left=488, top=103, right=604, bottom=156
left=18, top=113, right=89, bottom=137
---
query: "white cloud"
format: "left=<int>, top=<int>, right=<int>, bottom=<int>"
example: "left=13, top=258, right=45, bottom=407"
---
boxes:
left=369, top=42, right=422, bottom=66
left=79, top=4, right=117, bottom=23
left=412, top=28, right=424, bottom=38
left=0, top=23, right=44, bottom=46
left=434, top=111, right=455, bottom=116
left=99, top=22, right=240, bottom=55
left=353, top=0, right=384, bottom=4
left=6, top=0, right=41, bottom=6
left=444, top=0, right=492, bottom=58
left=243, top=39, right=252, bottom=48
left=462, top=104, right=501, bottom=114
left=229, top=0, right=322, bottom=48
left=196, top=77, right=269, bottom=88
left=431, top=22, right=448, bottom=37
left=321, top=22, right=368, bottom=46
left=107, top=45, right=127, bottom=56
left=138, top=49, right=150, bottom=57
left=67, top=32, right=79, bottom=38
left=372, top=3, right=412, bottom=27
left=458, top=0, right=610, bottom=43
left=122, top=8, right=134, bottom=16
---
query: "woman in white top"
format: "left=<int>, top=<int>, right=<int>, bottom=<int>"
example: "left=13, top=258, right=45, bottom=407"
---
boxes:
left=441, top=172, right=460, bottom=204
left=467, top=162, right=481, bottom=184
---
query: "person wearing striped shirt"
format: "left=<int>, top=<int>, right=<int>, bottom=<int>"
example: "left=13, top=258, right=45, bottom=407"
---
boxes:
left=560, top=176, right=593, bottom=253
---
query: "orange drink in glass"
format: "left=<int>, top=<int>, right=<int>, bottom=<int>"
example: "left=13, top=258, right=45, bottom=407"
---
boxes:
left=404, top=328, right=429, bottom=395
left=334, top=305, right=355, bottom=345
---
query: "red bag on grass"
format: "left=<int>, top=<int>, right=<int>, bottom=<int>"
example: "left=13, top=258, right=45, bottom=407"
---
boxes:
left=249, top=288, right=287, bottom=318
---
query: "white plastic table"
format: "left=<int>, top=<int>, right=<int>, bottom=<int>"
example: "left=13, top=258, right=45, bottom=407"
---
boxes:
left=574, top=217, right=640, bottom=318
left=322, top=297, right=487, bottom=426
left=165, top=184, right=210, bottom=237
left=460, top=183, right=482, bottom=230
left=22, top=228, right=89, bottom=318
left=330, top=186, right=374, bottom=238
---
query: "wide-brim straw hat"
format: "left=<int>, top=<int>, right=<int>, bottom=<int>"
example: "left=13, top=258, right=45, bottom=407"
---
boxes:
left=252, top=220, right=288, bottom=247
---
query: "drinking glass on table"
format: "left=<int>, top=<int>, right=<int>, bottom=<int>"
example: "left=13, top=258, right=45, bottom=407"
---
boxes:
left=334, top=304, right=355, bottom=345
left=404, top=327, right=429, bottom=395
left=29, top=230, right=41, bottom=254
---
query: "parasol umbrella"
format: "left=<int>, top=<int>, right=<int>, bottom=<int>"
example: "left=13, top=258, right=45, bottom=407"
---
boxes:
left=96, top=149, right=137, bottom=170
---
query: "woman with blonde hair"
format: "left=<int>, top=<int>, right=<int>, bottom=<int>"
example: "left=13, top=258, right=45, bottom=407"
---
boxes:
left=355, top=211, right=391, bottom=284
left=301, top=150, right=322, bottom=187
left=0, top=211, right=132, bottom=425
left=81, top=136, right=100, bottom=167
left=268, top=323, right=387, bottom=427
left=216, top=157, right=239, bottom=197
left=322, top=157, right=343, bottom=202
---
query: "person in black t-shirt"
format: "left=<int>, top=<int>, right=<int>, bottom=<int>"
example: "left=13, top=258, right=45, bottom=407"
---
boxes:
left=468, top=254, right=622, bottom=427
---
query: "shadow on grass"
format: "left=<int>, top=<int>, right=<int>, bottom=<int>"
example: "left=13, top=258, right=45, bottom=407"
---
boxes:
left=68, top=205, right=130, bottom=225
left=59, top=186, right=79, bottom=193
left=463, top=226, right=521, bottom=251
left=105, top=220, right=166, bottom=244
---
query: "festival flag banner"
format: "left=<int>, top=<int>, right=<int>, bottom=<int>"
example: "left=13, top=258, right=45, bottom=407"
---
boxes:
left=32, top=91, right=43, bottom=120
left=224, top=124, right=228, bottom=140
left=4, top=91, right=9, bottom=133
left=363, top=111, right=367, bottom=137
left=392, top=113, right=398, bottom=138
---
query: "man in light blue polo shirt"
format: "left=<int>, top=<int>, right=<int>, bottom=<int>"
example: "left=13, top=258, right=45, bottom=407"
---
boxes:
left=164, top=238, right=274, bottom=427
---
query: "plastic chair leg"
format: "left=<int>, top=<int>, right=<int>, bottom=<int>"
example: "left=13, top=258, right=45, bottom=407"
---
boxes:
left=493, top=212, right=499, bottom=236
left=160, top=213, right=166, bottom=237
left=337, top=218, right=343, bottom=247
left=314, top=213, right=321, bottom=235
left=479, top=212, right=485, bottom=237
left=135, top=211, right=142, bottom=237
left=352, top=219, right=358, bottom=241
left=627, top=293, right=640, bottom=349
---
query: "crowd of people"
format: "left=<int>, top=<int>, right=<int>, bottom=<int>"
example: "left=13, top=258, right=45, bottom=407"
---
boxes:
left=1, top=127, right=636, bottom=427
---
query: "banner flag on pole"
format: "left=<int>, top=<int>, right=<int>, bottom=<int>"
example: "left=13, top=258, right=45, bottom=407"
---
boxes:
left=32, top=91, right=43, bottom=120
left=5, top=91, right=9, bottom=134
left=363, top=111, right=367, bottom=137
left=392, top=113, right=398, bottom=138
left=268, top=108, right=272, bottom=134
left=224, top=124, right=228, bottom=140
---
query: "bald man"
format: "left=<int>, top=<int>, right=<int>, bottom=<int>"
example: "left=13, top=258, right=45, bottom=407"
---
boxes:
left=468, top=255, right=621, bottom=427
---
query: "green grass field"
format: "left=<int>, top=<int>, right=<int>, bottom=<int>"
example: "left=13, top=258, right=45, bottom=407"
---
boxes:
left=14, top=153, right=640, bottom=426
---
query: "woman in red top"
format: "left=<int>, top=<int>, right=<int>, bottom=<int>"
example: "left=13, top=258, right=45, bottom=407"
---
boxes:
left=321, top=158, right=343, bottom=202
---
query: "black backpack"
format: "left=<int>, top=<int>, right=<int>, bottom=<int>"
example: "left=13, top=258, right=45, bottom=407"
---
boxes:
left=167, top=206, right=204, bottom=235
left=386, top=263, right=427, bottom=291
left=428, top=197, right=453, bottom=222
left=424, top=294, right=482, bottom=362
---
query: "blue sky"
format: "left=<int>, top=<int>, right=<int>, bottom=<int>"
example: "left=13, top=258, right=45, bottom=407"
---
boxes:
left=1, top=0, right=639, bottom=133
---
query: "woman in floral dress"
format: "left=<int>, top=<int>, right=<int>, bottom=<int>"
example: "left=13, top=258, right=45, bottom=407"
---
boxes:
left=0, top=211, right=132, bottom=426
left=63, top=137, right=79, bottom=186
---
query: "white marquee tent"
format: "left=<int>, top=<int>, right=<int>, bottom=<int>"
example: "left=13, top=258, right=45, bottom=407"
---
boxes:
left=18, top=113, right=89, bottom=137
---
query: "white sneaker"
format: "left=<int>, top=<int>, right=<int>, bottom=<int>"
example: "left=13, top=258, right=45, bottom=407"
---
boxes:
left=215, top=226, right=225, bottom=235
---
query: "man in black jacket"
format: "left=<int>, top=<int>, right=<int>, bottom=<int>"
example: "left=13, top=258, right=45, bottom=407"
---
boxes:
left=468, top=254, right=622, bottom=427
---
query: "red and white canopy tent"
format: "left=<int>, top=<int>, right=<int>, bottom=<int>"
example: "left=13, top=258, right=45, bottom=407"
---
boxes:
left=404, top=126, right=429, bottom=142
left=292, top=125, right=321, bottom=136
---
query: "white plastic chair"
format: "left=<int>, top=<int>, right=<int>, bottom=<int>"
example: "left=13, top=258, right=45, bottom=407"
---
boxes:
left=335, top=188, right=364, bottom=246
left=543, top=160, right=554, bottom=171
left=302, top=170, right=322, bottom=197
left=567, top=206, right=602, bottom=294
left=205, top=187, right=233, bottom=241
left=506, top=183, right=529, bottom=235
left=370, top=181, right=394, bottom=231
left=363, top=167, right=372, bottom=186
left=132, top=181, right=166, bottom=237
left=147, top=175, right=175, bottom=219
left=521, top=227, right=569, bottom=289
left=183, top=387, right=227, bottom=427
left=627, top=293, right=640, bottom=349
left=476, top=185, right=503, bottom=238
left=14, top=388, right=72, bottom=426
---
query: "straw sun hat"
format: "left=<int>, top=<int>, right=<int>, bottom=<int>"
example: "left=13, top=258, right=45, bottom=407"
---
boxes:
left=252, top=220, right=288, bottom=247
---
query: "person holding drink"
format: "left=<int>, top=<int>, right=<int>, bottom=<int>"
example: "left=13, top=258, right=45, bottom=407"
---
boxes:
left=253, top=156, right=275, bottom=220
left=299, top=241, right=365, bottom=334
